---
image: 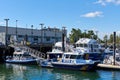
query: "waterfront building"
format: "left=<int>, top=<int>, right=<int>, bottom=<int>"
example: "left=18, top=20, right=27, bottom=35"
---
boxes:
left=0, top=26, right=67, bottom=46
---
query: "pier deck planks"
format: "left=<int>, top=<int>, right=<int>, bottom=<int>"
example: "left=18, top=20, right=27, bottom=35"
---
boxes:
left=97, top=64, right=120, bottom=70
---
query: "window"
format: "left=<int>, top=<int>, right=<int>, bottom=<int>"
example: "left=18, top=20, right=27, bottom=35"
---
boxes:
left=46, top=37, right=50, bottom=41
left=80, top=44, right=83, bottom=47
left=34, top=36, right=38, bottom=41
left=18, top=35, right=23, bottom=38
left=65, top=55, right=70, bottom=58
left=84, top=44, right=88, bottom=47
left=70, top=55, right=77, bottom=59
left=76, top=44, right=79, bottom=47
left=76, top=55, right=82, bottom=59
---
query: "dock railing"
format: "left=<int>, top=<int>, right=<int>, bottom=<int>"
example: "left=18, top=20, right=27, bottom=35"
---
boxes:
left=9, top=44, right=46, bottom=60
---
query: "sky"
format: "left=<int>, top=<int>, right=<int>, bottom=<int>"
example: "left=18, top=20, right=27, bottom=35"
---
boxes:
left=0, top=0, right=120, bottom=39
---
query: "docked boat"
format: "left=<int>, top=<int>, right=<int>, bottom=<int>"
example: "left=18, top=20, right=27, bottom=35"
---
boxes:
left=103, top=49, right=120, bottom=65
left=75, top=38, right=102, bottom=62
left=51, top=52, right=98, bottom=71
left=40, top=42, right=64, bottom=68
left=6, top=47, right=38, bottom=64
left=40, top=41, right=73, bottom=68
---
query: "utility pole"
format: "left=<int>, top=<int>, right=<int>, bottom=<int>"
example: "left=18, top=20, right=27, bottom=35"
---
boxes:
left=54, top=27, right=57, bottom=43
left=16, top=20, right=18, bottom=43
left=40, top=23, right=44, bottom=52
left=84, top=29, right=87, bottom=38
left=4, top=19, right=9, bottom=46
left=31, top=25, right=33, bottom=44
left=95, top=30, right=99, bottom=42
left=25, top=24, right=28, bottom=46
left=40, top=23, right=44, bottom=44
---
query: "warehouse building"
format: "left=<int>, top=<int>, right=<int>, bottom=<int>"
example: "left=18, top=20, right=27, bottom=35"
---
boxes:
left=0, top=26, right=66, bottom=46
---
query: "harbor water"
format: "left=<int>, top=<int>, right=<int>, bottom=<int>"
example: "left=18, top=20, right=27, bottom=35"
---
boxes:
left=0, top=63, right=120, bottom=80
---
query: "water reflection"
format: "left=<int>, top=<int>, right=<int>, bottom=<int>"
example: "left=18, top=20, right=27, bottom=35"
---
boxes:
left=50, top=69, right=100, bottom=80
left=0, top=63, right=120, bottom=80
left=0, top=63, right=100, bottom=80
left=97, top=70, right=120, bottom=80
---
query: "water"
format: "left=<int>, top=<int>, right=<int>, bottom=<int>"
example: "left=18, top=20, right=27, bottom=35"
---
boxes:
left=0, top=63, right=120, bottom=80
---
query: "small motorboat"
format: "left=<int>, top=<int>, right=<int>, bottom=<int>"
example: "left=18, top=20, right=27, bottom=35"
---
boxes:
left=6, top=47, right=38, bottom=64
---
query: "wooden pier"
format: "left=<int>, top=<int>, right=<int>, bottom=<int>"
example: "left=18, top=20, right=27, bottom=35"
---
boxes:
left=0, top=45, right=14, bottom=63
left=97, top=64, right=120, bottom=70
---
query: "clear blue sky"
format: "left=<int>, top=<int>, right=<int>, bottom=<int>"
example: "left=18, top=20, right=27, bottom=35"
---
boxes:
left=0, top=0, right=120, bottom=39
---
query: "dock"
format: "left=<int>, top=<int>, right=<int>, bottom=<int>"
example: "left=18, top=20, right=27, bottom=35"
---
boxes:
left=97, top=64, right=120, bottom=70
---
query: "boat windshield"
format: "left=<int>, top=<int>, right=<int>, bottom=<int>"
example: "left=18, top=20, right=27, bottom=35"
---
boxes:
left=76, top=44, right=88, bottom=48
left=70, top=55, right=77, bottom=59
left=65, top=54, right=82, bottom=59
left=53, top=46, right=62, bottom=51
left=76, top=55, right=82, bottom=59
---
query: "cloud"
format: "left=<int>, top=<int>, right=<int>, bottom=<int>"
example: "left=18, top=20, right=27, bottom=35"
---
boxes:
left=116, top=31, right=120, bottom=35
left=81, top=11, right=103, bottom=18
left=0, top=21, right=5, bottom=26
left=95, top=0, right=120, bottom=6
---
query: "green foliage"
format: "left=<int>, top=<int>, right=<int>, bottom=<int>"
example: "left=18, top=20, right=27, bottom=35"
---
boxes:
left=69, top=28, right=82, bottom=43
left=103, top=35, right=108, bottom=42
left=69, top=28, right=98, bottom=43
left=103, top=33, right=120, bottom=44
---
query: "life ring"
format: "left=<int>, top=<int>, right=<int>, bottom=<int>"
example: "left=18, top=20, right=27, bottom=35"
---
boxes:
left=85, top=54, right=89, bottom=60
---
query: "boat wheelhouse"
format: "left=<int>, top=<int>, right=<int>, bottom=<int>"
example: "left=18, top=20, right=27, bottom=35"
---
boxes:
left=75, top=38, right=102, bottom=61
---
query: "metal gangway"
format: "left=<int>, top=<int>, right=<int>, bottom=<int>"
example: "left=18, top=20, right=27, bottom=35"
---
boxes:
left=9, top=44, right=46, bottom=61
left=22, top=46, right=46, bottom=60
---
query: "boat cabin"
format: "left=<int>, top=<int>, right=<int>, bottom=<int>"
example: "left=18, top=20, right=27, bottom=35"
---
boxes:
left=75, top=38, right=102, bottom=61
left=47, top=41, right=72, bottom=60
left=75, top=38, right=100, bottom=53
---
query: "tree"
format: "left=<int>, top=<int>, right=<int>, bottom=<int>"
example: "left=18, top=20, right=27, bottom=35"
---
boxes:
left=87, top=30, right=97, bottom=39
left=103, top=35, right=108, bottom=43
left=69, top=28, right=82, bottom=43
left=109, top=34, right=113, bottom=43
left=103, top=35, right=108, bottom=48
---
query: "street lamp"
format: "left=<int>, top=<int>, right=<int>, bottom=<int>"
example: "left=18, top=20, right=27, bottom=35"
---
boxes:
left=84, top=29, right=87, bottom=38
left=40, top=23, right=44, bottom=44
left=54, top=27, right=57, bottom=43
left=16, top=20, right=18, bottom=42
left=4, top=19, right=9, bottom=46
left=31, top=25, right=33, bottom=44
left=39, top=23, right=44, bottom=52
left=95, top=31, right=98, bottom=40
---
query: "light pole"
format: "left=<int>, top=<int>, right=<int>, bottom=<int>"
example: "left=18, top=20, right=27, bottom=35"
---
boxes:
left=16, top=20, right=18, bottom=43
left=54, top=27, right=57, bottom=43
left=40, top=23, right=44, bottom=52
left=84, top=29, right=87, bottom=38
left=40, top=23, right=44, bottom=44
left=4, top=19, right=9, bottom=46
left=95, top=31, right=98, bottom=40
left=31, top=25, right=33, bottom=44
